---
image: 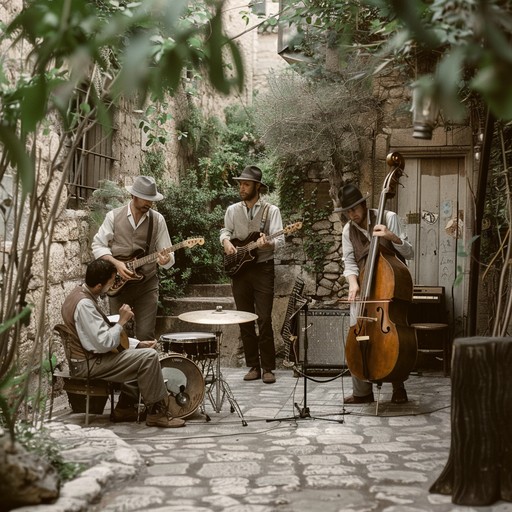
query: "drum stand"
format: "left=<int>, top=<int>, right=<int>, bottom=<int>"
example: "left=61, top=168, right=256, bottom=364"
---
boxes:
left=207, top=329, right=247, bottom=427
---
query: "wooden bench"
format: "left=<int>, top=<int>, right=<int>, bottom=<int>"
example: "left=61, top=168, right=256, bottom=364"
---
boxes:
left=51, top=324, right=116, bottom=425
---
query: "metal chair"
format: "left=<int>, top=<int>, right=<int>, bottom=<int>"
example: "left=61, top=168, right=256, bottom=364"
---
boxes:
left=51, top=324, right=115, bottom=425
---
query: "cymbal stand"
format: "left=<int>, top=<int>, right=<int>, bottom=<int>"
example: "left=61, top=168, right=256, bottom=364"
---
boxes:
left=206, top=328, right=248, bottom=427
left=267, top=299, right=345, bottom=424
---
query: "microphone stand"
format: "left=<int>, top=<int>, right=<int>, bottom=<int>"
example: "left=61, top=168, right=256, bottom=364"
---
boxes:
left=267, top=297, right=345, bottom=424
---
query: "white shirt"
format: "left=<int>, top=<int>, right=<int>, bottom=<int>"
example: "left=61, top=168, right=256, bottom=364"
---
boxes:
left=219, top=199, right=285, bottom=249
left=74, top=295, right=139, bottom=353
left=92, top=201, right=174, bottom=269
left=342, top=209, right=414, bottom=278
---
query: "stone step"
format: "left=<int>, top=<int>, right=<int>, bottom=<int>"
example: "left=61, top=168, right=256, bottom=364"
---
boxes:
left=162, top=296, right=235, bottom=316
left=185, top=284, right=233, bottom=298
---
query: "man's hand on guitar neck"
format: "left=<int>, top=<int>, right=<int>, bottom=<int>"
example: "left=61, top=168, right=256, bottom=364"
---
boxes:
left=157, top=249, right=172, bottom=266
left=256, top=233, right=273, bottom=249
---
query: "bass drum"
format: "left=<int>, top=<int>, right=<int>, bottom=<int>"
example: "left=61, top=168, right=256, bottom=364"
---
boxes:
left=160, top=355, right=205, bottom=419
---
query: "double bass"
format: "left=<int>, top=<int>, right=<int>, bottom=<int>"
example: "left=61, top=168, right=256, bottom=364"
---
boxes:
left=345, top=153, right=417, bottom=384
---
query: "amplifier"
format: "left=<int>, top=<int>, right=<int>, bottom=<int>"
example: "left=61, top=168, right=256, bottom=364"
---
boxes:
left=297, top=309, right=350, bottom=368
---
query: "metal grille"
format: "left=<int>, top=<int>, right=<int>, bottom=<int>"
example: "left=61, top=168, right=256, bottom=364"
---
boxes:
left=67, top=112, right=115, bottom=208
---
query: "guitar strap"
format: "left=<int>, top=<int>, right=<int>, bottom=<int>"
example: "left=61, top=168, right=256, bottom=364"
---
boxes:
left=144, top=210, right=153, bottom=256
left=259, top=202, right=270, bottom=233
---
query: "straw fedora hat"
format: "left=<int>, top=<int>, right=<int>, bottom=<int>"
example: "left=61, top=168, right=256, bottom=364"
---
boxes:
left=126, top=176, right=163, bottom=201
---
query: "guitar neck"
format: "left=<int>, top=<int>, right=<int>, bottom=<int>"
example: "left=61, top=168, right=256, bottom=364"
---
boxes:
left=132, top=241, right=189, bottom=270
left=242, top=229, right=286, bottom=253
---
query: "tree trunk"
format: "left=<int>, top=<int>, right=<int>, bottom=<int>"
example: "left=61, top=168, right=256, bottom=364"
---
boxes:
left=430, top=336, right=512, bottom=505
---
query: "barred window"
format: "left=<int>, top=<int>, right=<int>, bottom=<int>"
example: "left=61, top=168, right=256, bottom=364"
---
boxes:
left=66, top=93, right=116, bottom=208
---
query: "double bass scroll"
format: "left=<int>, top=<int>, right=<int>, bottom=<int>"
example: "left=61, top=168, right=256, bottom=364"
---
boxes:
left=345, top=152, right=417, bottom=384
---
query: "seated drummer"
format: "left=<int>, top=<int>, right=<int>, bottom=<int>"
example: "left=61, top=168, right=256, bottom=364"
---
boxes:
left=61, top=258, right=185, bottom=428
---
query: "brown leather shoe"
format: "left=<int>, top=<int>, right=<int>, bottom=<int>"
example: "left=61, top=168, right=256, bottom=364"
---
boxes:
left=262, top=369, right=276, bottom=384
left=112, top=405, right=146, bottom=423
left=146, top=410, right=185, bottom=428
left=344, top=393, right=375, bottom=404
left=243, top=367, right=261, bottom=381
left=391, top=387, right=408, bottom=404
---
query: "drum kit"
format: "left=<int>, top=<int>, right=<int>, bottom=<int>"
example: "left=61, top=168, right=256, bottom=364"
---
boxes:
left=158, top=306, right=258, bottom=426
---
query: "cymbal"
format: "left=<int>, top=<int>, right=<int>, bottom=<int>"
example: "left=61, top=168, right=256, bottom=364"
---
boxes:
left=178, top=308, right=258, bottom=325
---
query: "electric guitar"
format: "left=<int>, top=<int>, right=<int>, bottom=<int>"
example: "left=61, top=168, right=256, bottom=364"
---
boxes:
left=107, top=237, right=204, bottom=297
left=223, top=222, right=302, bottom=277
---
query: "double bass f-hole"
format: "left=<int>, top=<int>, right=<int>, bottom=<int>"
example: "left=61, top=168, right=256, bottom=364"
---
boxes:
left=354, top=306, right=391, bottom=336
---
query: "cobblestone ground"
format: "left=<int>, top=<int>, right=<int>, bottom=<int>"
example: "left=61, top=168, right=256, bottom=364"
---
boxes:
left=26, top=368, right=512, bottom=512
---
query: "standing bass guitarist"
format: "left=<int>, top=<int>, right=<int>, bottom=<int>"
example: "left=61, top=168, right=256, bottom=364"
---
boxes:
left=220, top=165, right=285, bottom=384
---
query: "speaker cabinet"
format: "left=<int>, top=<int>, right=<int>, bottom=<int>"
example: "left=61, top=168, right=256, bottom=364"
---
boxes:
left=297, top=309, right=350, bottom=369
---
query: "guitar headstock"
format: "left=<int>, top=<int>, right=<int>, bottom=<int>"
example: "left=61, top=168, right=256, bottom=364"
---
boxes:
left=185, top=237, right=205, bottom=248
left=283, top=221, right=303, bottom=235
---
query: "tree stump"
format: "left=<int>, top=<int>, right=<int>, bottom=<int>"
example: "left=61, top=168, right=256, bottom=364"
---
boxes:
left=430, top=336, right=512, bottom=505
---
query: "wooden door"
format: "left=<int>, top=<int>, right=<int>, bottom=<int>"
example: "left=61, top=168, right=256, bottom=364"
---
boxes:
left=394, top=156, right=467, bottom=322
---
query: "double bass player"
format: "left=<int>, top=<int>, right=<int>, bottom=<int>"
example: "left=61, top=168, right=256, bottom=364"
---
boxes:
left=337, top=183, right=414, bottom=404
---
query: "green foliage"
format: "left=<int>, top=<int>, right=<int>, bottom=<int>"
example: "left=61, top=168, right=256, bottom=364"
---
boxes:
left=156, top=172, right=228, bottom=297
left=15, top=422, right=84, bottom=482
left=139, top=103, right=283, bottom=298
left=86, top=180, right=130, bottom=231
left=0, top=0, right=244, bottom=196
left=277, top=0, right=512, bottom=121
left=278, top=168, right=331, bottom=272
left=180, top=103, right=267, bottom=191
left=138, top=102, right=174, bottom=147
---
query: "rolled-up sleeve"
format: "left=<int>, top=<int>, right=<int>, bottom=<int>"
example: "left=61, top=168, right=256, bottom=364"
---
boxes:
left=74, top=299, right=122, bottom=353
left=386, top=211, right=414, bottom=260
left=342, top=223, right=360, bottom=278
left=91, top=211, right=115, bottom=259
left=155, top=213, right=174, bottom=269
left=220, top=206, right=235, bottom=244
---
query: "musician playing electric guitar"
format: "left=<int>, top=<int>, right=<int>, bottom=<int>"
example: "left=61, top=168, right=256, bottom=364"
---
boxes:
left=92, top=176, right=174, bottom=341
left=220, top=165, right=285, bottom=384
left=62, top=259, right=185, bottom=427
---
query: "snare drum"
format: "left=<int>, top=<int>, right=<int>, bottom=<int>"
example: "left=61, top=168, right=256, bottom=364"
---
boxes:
left=160, top=355, right=205, bottom=419
left=160, top=332, right=217, bottom=361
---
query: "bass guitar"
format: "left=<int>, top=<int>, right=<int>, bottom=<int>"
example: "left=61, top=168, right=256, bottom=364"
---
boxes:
left=223, top=222, right=302, bottom=277
left=107, top=237, right=204, bottom=297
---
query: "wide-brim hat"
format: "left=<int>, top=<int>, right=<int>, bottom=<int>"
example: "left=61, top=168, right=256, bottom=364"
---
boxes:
left=337, top=183, right=369, bottom=212
left=233, top=165, right=268, bottom=189
left=126, top=176, right=163, bottom=201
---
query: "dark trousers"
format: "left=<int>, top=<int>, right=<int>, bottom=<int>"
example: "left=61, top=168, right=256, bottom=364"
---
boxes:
left=109, top=273, right=159, bottom=340
left=231, top=261, right=276, bottom=370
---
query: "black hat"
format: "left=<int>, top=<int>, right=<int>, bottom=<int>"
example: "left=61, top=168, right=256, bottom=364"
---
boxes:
left=233, top=165, right=268, bottom=189
left=337, top=183, right=369, bottom=212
